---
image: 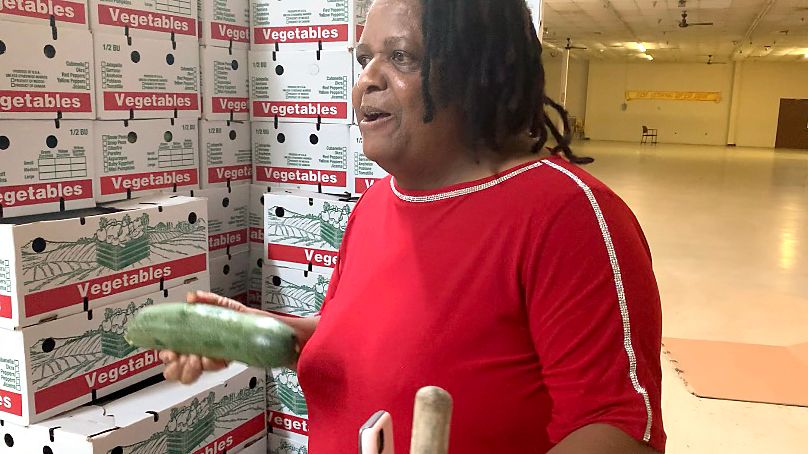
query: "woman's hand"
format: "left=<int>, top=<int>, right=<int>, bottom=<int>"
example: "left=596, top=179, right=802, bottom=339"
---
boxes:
left=159, top=291, right=244, bottom=384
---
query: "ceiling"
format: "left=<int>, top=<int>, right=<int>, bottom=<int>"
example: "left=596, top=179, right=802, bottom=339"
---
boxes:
left=542, top=0, right=808, bottom=63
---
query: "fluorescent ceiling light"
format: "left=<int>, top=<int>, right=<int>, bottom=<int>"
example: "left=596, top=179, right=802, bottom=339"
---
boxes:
left=638, top=43, right=646, bottom=53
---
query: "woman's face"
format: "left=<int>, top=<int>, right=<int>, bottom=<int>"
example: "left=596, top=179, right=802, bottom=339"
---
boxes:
left=353, top=0, right=462, bottom=174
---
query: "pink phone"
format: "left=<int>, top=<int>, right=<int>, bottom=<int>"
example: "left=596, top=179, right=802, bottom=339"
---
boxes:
left=359, top=410, right=394, bottom=454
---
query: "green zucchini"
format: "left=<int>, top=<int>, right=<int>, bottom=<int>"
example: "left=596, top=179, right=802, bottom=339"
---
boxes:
left=125, top=303, right=299, bottom=368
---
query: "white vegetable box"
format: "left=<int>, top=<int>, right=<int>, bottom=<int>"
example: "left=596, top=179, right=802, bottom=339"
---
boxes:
left=249, top=183, right=271, bottom=247
left=0, top=22, right=95, bottom=120
left=89, top=0, right=198, bottom=39
left=95, top=118, right=200, bottom=202
left=252, top=122, right=350, bottom=193
left=247, top=246, right=262, bottom=309
left=198, top=0, right=249, bottom=49
left=264, top=190, right=353, bottom=274
left=178, top=184, right=249, bottom=257
left=0, top=194, right=208, bottom=329
left=262, top=264, right=330, bottom=318
left=94, top=33, right=200, bottom=120
left=0, top=281, right=205, bottom=426
left=2, top=363, right=267, bottom=454
left=267, top=367, right=309, bottom=439
left=200, top=45, right=250, bottom=121
left=200, top=120, right=252, bottom=188
left=268, top=430, right=309, bottom=451
left=210, top=249, right=249, bottom=304
left=238, top=436, right=268, bottom=454
left=349, top=124, right=386, bottom=194
left=249, top=49, right=353, bottom=124
left=250, top=0, right=371, bottom=51
left=0, top=120, right=96, bottom=218
left=0, top=0, right=89, bottom=28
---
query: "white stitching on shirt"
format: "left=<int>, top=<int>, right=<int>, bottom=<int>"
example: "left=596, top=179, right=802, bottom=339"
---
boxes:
left=542, top=159, right=654, bottom=443
left=390, top=161, right=545, bottom=203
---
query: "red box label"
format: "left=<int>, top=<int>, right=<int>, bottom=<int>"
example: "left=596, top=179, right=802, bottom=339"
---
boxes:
left=253, top=24, right=348, bottom=45
left=0, top=389, right=22, bottom=416
left=252, top=101, right=347, bottom=120
left=0, top=180, right=93, bottom=207
left=256, top=166, right=346, bottom=188
left=97, top=4, right=195, bottom=36
left=100, top=169, right=198, bottom=195
left=103, top=92, right=199, bottom=112
left=0, top=91, right=92, bottom=113
left=268, top=244, right=338, bottom=269
left=0, top=0, right=86, bottom=24
left=211, top=22, right=249, bottom=43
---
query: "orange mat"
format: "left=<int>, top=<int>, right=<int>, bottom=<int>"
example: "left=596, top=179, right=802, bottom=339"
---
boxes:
left=662, top=337, right=808, bottom=407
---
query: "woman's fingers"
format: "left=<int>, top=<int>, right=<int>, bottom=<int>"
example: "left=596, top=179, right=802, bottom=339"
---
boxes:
left=186, top=290, right=245, bottom=312
left=159, top=350, right=178, bottom=364
left=201, top=357, right=229, bottom=371
left=180, top=355, right=203, bottom=384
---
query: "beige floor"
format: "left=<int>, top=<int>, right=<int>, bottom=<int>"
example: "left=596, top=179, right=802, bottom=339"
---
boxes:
left=577, top=141, right=808, bottom=453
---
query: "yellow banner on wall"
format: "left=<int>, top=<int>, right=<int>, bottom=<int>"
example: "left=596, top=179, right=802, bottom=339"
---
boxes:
left=625, top=91, right=722, bottom=102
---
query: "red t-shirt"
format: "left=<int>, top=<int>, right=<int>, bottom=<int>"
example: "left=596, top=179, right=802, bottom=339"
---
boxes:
left=297, top=157, right=666, bottom=453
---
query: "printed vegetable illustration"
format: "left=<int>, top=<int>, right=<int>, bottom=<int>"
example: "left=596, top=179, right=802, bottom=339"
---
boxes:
left=265, top=202, right=350, bottom=249
left=30, top=300, right=154, bottom=389
left=116, top=380, right=265, bottom=454
left=21, top=214, right=206, bottom=291
left=125, top=303, right=299, bottom=368
left=263, top=274, right=330, bottom=317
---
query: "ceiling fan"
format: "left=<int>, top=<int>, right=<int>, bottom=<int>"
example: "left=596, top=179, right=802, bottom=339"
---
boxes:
left=679, top=11, right=713, bottom=28
left=564, top=38, right=587, bottom=50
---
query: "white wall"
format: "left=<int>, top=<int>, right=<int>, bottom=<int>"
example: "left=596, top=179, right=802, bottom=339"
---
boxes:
left=583, top=60, right=808, bottom=147
left=734, top=62, right=808, bottom=148
left=543, top=54, right=589, bottom=125
left=585, top=62, right=733, bottom=145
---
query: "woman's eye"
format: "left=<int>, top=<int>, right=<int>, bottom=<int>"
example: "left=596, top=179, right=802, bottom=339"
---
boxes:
left=392, top=51, right=407, bottom=63
left=357, top=54, right=372, bottom=68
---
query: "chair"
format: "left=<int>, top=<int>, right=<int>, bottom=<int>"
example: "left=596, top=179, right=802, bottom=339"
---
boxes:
left=642, top=126, right=658, bottom=144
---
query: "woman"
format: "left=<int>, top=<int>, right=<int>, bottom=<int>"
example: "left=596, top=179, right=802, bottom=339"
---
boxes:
left=162, top=0, right=666, bottom=452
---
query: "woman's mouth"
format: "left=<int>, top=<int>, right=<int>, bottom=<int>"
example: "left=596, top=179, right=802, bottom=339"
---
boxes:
left=360, top=106, right=393, bottom=126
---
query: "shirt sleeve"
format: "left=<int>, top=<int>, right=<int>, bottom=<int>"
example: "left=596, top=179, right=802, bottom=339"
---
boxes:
left=524, top=185, right=666, bottom=452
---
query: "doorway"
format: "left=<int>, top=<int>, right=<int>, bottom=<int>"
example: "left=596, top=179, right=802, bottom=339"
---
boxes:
left=775, top=99, right=808, bottom=150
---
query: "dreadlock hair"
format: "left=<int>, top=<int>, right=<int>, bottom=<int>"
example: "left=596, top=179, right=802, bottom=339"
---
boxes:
left=419, top=0, right=594, bottom=165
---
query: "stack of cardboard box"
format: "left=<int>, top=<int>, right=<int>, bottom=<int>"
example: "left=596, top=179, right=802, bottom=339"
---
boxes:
left=0, top=4, right=267, bottom=452
left=246, top=1, right=383, bottom=450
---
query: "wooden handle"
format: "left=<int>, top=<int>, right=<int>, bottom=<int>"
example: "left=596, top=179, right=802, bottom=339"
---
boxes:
left=410, top=386, right=453, bottom=454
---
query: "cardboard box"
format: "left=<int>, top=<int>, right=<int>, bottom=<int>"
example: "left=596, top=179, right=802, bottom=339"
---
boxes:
left=268, top=431, right=308, bottom=451
left=247, top=245, right=262, bottom=309
left=238, top=436, right=268, bottom=454
left=0, top=280, right=205, bottom=425
left=250, top=0, right=370, bottom=51
left=0, top=194, right=208, bottom=329
left=94, top=32, right=200, bottom=120
left=0, top=120, right=96, bottom=218
left=0, top=22, right=94, bottom=120
left=200, top=45, right=250, bottom=121
left=262, top=264, right=330, bottom=317
left=252, top=122, right=350, bottom=193
left=200, top=120, right=252, bottom=188
left=178, top=185, right=249, bottom=257
left=2, top=363, right=267, bottom=454
left=267, top=367, right=309, bottom=439
left=198, top=0, right=249, bottom=49
left=264, top=190, right=353, bottom=274
left=95, top=118, right=200, bottom=202
left=0, top=0, right=89, bottom=28
left=249, top=184, right=271, bottom=247
left=210, top=249, right=248, bottom=304
left=249, top=49, right=353, bottom=124
left=89, top=0, right=198, bottom=39
left=349, top=124, right=386, bottom=194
